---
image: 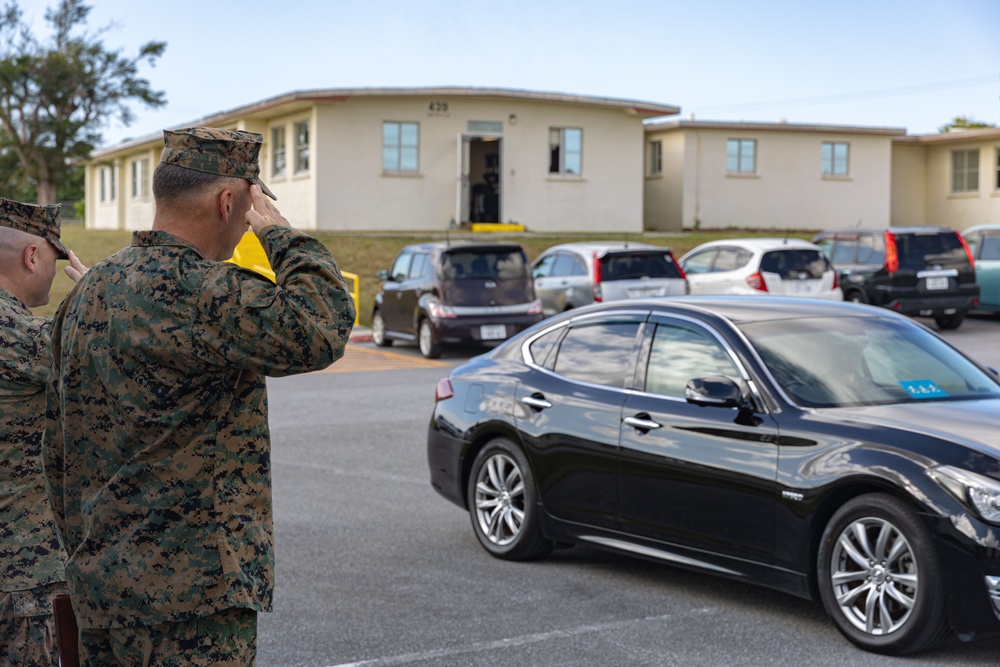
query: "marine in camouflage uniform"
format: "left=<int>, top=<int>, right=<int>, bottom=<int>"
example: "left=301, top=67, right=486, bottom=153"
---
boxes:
left=43, top=128, right=355, bottom=666
left=0, top=200, right=79, bottom=667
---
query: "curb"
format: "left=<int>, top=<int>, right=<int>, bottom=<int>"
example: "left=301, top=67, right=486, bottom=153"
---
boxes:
left=349, top=327, right=373, bottom=344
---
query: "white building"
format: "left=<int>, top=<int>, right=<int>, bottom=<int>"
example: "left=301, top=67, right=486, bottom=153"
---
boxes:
left=85, top=87, right=679, bottom=234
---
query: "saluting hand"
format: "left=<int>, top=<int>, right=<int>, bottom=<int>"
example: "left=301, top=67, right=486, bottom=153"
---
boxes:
left=64, top=249, right=89, bottom=283
left=246, top=184, right=290, bottom=237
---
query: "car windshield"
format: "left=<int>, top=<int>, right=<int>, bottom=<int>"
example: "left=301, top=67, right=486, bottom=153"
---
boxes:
left=601, top=252, right=681, bottom=281
left=739, top=316, right=1000, bottom=408
left=443, top=250, right=528, bottom=280
left=895, top=232, right=968, bottom=270
left=759, top=249, right=831, bottom=279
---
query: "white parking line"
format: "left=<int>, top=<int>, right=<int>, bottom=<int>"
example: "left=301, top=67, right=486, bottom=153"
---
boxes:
left=323, top=608, right=717, bottom=667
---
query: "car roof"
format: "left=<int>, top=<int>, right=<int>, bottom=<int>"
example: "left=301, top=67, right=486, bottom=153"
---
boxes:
left=962, top=223, right=1000, bottom=234
left=682, top=237, right=821, bottom=254
left=400, top=240, right=526, bottom=253
left=548, top=296, right=901, bottom=327
left=539, top=241, right=668, bottom=254
left=815, top=227, right=955, bottom=235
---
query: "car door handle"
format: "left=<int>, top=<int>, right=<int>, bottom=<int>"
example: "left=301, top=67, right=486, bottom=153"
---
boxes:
left=623, top=414, right=661, bottom=431
left=521, top=395, right=552, bottom=410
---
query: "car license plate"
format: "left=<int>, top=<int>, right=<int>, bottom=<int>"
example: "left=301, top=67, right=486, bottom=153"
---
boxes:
left=628, top=288, right=661, bottom=298
left=925, top=277, right=949, bottom=290
left=480, top=324, right=507, bottom=340
left=790, top=282, right=815, bottom=294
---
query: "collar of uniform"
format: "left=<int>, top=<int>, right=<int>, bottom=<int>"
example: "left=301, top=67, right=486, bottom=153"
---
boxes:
left=0, top=284, right=30, bottom=313
left=131, top=230, right=205, bottom=257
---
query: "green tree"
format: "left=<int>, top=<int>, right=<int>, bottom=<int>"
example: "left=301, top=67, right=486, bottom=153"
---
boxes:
left=0, top=0, right=165, bottom=204
left=938, top=115, right=998, bottom=133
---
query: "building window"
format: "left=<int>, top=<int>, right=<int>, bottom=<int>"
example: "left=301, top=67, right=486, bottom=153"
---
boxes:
left=130, top=158, right=149, bottom=199
left=272, top=126, right=286, bottom=177
left=995, top=148, right=999, bottom=190
left=382, top=121, right=419, bottom=172
left=549, top=128, right=582, bottom=175
left=294, top=121, right=309, bottom=173
left=821, top=141, right=849, bottom=176
left=100, top=165, right=116, bottom=202
left=952, top=149, right=979, bottom=193
left=727, top=139, right=756, bottom=174
left=648, top=140, right=662, bottom=175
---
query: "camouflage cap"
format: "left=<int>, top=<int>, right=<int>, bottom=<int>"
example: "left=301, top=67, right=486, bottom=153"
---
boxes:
left=0, top=198, right=69, bottom=259
left=160, top=127, right=277, bottom=200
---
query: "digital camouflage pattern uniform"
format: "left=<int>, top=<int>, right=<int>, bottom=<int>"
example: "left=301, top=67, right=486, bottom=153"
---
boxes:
left=42, top=129, right=355, bottom=662
left=0, top=200, right=70, bottom=667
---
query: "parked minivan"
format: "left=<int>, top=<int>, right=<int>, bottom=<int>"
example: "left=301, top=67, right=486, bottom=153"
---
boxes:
left=530, top=242, right=687, bottom=317
left=372, top=242, right=543, bottom=358
left=812, top=227, right=978, bottom=329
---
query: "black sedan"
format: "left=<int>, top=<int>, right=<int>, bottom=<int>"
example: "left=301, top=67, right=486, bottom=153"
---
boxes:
left=427, top=297, right=1000, bottom=655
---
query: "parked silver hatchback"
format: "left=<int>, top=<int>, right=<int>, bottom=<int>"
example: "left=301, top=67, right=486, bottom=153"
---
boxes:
left=531, top=242, right=688, bottom=317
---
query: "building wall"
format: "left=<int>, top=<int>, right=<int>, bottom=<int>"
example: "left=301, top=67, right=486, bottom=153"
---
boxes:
left=921, top=137, right=1000, bottom=229
left=890, top=143, right=927, bottom=226
left=669, top=127, right=893, bottom=231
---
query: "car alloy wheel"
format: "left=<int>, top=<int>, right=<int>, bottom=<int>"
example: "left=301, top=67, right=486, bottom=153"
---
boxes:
left=467, top=438, right=552, bottom=561
left=418, top=319, right=441, bottom=358
left=818, top=494, right=949, bottom=655
left=371, top=310, right=391, bottom=347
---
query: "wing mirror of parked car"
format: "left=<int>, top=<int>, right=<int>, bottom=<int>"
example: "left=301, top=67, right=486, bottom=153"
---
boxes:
left=684, top=375, right=745, bottom=409
left=377, top=269, right=390, bottom=282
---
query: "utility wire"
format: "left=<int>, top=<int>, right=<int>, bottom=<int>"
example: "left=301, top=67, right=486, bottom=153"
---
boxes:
left=693, top=74, right=999, bottom=113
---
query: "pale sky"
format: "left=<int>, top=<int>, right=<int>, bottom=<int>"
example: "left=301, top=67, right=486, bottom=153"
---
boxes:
left=23, top=0, right=1000, bottom=147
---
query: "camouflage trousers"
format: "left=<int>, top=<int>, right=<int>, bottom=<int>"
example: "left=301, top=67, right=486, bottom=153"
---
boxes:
left=0, top=581, right=70, bottom=667
left=79, top=606, right=257, bottom=667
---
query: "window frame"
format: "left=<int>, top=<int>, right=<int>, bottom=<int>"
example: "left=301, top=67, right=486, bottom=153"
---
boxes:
left=821, top=141, right=850, bottom=176
left=727, top=138, right=756, bottom=175
left=952, top=149, right=980, bottom=193
left=648, top=140, right=662, bottom=176
left=382, top=121, right=420, bottom=173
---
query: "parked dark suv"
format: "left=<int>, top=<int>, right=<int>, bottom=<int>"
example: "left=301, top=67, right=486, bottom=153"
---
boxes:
left=372, top=242, right=544, bottom=358
left=812, top=227, right=978, bottom=329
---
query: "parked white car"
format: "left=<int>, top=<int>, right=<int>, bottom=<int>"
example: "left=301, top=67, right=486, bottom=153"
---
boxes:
left=679, top=238, right=842, bottom=299
left=531, top=242, right=688, bottom=317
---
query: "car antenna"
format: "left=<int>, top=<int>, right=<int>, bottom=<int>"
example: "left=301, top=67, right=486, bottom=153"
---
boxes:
left=624, top=233, right=629, bottom=249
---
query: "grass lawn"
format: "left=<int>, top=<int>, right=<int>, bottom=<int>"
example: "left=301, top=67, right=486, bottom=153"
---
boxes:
left=37, top=224, right=812, bottom=325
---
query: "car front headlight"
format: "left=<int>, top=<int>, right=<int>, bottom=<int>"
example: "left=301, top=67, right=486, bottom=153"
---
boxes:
left=927, top=465, right=1000, bottom=524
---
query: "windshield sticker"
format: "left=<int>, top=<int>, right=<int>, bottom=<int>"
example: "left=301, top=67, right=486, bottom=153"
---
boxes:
left=899, top=380, right=948, bottom=399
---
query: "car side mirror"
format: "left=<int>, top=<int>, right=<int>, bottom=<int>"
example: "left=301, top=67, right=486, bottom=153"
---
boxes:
left=377, top=269, right=390, bottom=281
left=685, top=375, right=743, bottom=408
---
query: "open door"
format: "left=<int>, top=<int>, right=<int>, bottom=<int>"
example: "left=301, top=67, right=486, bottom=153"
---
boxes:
left=456, top=134, right=502, bottom=225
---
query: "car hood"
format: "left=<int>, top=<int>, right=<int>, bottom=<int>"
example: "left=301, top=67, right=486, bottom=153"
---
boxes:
left=821, top=398, right=1000, bottom=457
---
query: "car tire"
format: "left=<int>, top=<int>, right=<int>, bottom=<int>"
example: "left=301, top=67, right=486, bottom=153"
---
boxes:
left=817, top=493, right=950, bottom=655
left=467, top=437, right=553, bottom=561
left=371, top=310, right=392, bottom=347
left=934, top=314, right=964, bottom=330
left=845, top=290, right=867, bottom=304
left=418, top=318, right=441, bottom=359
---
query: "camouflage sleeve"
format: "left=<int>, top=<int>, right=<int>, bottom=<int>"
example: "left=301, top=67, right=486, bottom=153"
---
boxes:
left=193, top=225, right=355, bottom=376
left=41, top=313, right=68, bottom=551
left=0, top=312, right=52, bottom=388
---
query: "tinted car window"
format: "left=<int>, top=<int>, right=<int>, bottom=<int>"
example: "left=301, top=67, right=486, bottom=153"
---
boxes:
left=713, top=247, right=752, bottom=272
left=601, top=252, right=682, bottom=281
left=390, top=253, right=412, bottom=281
left=895, top=232, right=967, bottom=270
left=446, top=250, right=529, bottom=280
left=528, top=327, right=564, bottom=369
left=681, top=249, right=715, bottom=274
left=978, top=233, right=1000, bottom=260
left=645, top=323, right=740, bottom=398
left=759, top=249, right=831, bottom=279
left=553, top=322, right=640, bottom=387
left=553, top=254, right=587, bottom=277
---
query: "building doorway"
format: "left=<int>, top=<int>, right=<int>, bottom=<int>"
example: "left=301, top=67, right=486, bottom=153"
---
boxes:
left=466, top=137, right=502, bottom=224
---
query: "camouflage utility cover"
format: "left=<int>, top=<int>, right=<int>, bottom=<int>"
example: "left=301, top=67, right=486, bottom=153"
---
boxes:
left=44, top=226, right=354, bottom=628
left=0, top=288, right=67, bottom=592
left=0, top=199, right=69, bottom=259
left=160, top=127, right=277, bottom=200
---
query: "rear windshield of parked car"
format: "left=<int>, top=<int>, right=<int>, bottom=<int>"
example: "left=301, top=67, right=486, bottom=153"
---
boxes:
left=759, top=249, right=832, bottom=279
left=895, top=232, right=968, bottom=270
left=601, top=252, right=682, bottom=281
left=443, top=250, right=528, bottom=280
